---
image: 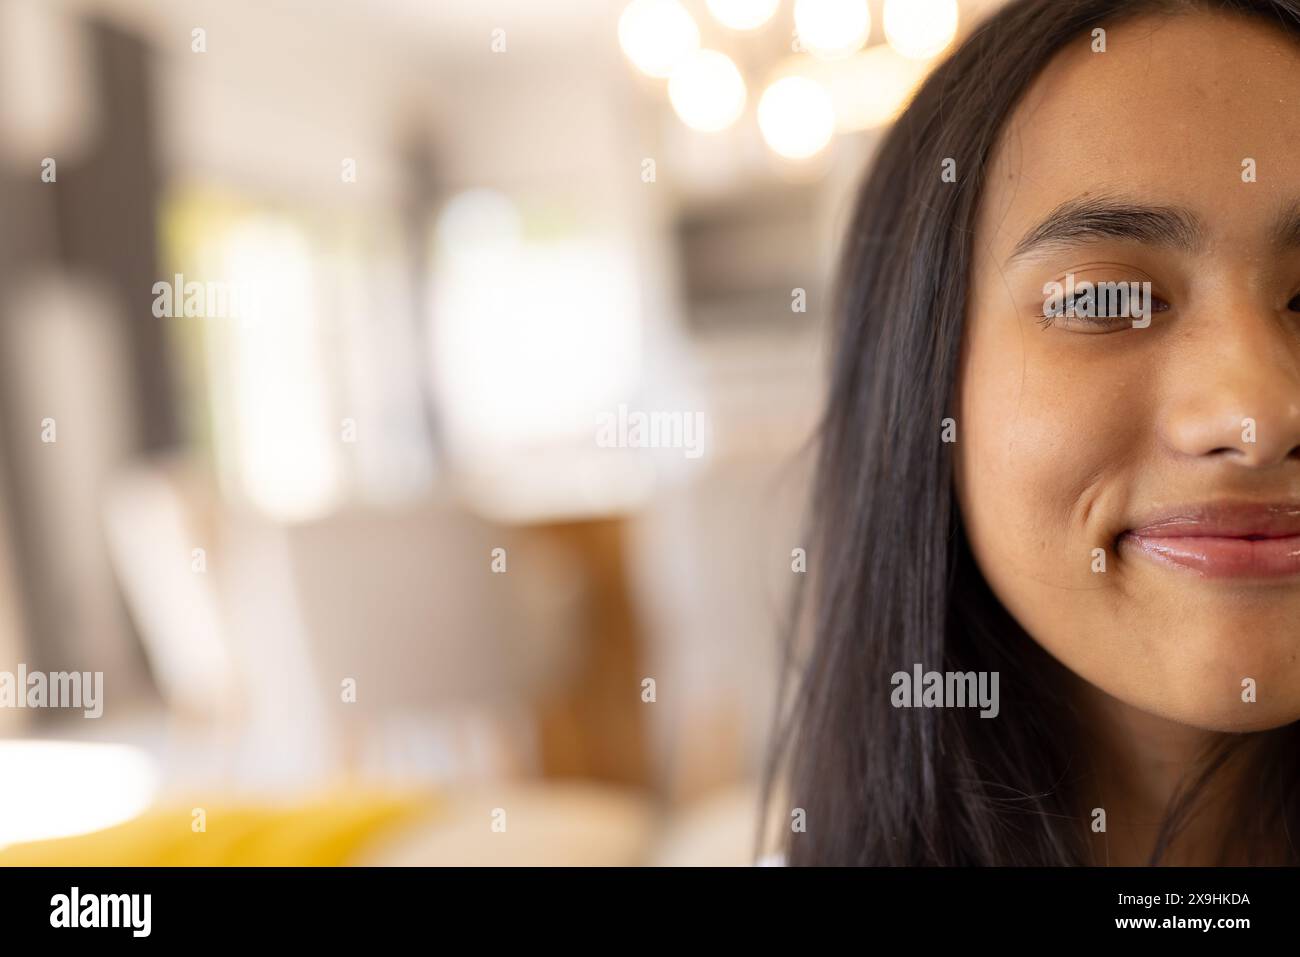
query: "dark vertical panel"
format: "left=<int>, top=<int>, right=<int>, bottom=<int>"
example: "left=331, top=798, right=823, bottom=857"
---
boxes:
left=0, top=16, right=165, bottom=694
left=55, top=19, right=176, bottom=451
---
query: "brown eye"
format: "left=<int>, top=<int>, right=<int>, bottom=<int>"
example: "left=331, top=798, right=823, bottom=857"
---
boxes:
left=1288, top=292, right=1300, bottom=312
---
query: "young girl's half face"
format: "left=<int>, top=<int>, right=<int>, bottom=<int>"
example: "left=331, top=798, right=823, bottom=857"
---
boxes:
left=957, top=12, right=1300, bottom=733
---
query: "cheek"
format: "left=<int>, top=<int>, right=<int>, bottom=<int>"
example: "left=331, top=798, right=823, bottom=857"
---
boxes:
left=955, top=314, right=1138, bottom=592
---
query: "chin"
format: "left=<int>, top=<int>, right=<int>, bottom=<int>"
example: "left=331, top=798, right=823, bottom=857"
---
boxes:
left=1165, top=703, right=1300, bottom=735
left=1129, top=670, right=1300, bottom=733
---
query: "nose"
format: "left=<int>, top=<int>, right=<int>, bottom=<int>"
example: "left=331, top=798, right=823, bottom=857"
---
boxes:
left=1162, top=311, right=1300, bottom=469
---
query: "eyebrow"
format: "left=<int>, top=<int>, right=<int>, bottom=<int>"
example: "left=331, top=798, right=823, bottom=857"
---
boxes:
left=1007, top=194, right=1206, bottom=263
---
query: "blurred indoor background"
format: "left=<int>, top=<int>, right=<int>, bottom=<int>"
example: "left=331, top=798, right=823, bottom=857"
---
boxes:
left=0, top=0, right=1003, bottom=865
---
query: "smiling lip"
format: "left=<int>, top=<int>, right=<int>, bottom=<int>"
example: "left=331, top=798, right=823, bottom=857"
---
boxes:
left=1121, top=503, right=1300, bottom=579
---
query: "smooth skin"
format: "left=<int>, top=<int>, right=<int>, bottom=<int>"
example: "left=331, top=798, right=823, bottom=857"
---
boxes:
left=956, top=12, right=1300, bottom=863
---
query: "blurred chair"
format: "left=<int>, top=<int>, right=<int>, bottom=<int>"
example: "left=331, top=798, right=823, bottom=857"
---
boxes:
left=271, top=497, right=586, bottom=783
left=103, top=457, right=585, bottom=791
left=101, top=454, right=235, bottom=723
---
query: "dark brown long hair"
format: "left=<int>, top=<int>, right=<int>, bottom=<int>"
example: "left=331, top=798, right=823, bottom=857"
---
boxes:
left=764, top=0, right=1300, bottom=866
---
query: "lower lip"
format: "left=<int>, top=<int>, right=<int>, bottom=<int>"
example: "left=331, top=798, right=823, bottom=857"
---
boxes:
left=1122, top=533, right=1300, bottom=579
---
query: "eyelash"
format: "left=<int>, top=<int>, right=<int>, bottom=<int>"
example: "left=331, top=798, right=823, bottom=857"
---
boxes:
left=1037, top=294, right=1171, bottom=330
left=1039, top=288, right=1300, bottom=331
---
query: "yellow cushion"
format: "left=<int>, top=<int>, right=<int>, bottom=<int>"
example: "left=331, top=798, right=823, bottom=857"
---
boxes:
left=0, top=792, right=436, bottom=867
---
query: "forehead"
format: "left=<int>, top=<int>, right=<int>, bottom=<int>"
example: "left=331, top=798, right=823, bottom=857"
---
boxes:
left=976, top=11, right=1300, bottom=257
